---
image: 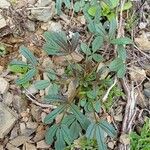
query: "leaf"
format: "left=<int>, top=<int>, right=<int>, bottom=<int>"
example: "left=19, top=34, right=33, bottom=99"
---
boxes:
left=117, top=64, right=126, bottom=78
left=16, top=68, right=36, bottom=85
left=61, top=124, right=72, bottom=145
left=34, top=80, right=50, bottom=90
left=122, top=1, right=132, bottom=11
left=87, top=90, right=97, bottom=99
left=92, top=36, right=103, bottom=52
left=96, top=125, right=107, bottom=150
left=80, top=43, right=91, bottom=55
left=88, top=21, right=96, bottom=33
left=56, top=0, right=63, bottom=15
left=44, top=104, right=66, bottom=124
left=95, top=23, right=106, bottom=37
left=45, top=124, right=58, bottom=145
left=19, top=46, right=38, bottom=66
left=64, top=0, right=71, bottom=9
left=70, top=104, right=90, bottom=130
left=62, top=115, right=76, bottom=127
left=45, top=94, right=66, bottom=103
left=71, top=32, right=80, bottom=51
left=111, top=37, right=133, bottom=45
left=9, top=60, right=28, bottom=73
left=117, top=45, right=127, bottom=61
left=80, top=98, right=87, bottom=107
left=93, top=101, right=101, bottom=113
left=88, top=5, right=101, bottom=17
left=48, top=83, right=60, bottom=96
left=99, top=120, right=117, bottom=137
left=92, top=54, right=104, bottom=62
left=86, top=123, right=96, bottom=139
left=46, top=69, right=56, bottom=80
left=74, top=1, right=81, bottom=12
left=70, top=121, right=81, bottom=140
left=109, top=17, right=117, bottom=39
left=55, top=128, right=66, bottom=150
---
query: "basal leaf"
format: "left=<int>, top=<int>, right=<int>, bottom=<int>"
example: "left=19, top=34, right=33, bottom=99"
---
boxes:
left=92, top=54, right=104, bottom=62
left=117, top=45, right=127, bottom=61
left=56, top=0, right=63, bottom=15
left=16, top=68, right=36, bottom=85
left=93, top=101, right=101, bottom=113
left=92, top=36, right=103, bottom=52
left=55, top=128, right=66, bottom=150
left=34, top=80, right=50, bottom=90
left=70, top=120, right=81, bottom=140
left=95, top=23, right=106, bottom=37
left=64, top=0, right=71, bottom=9
left=44, top=104, right=66, bottom=124
left=111, top=37, right=133, bottom=45
left=96, top=125, right=107, bottom=150
left=46, top=69, right=56, bottom=80
left=45, top=94, right=66, bottom=103
left=117, top=64, right=126, bottom=78
left=48, top=83, right=60, bottom=96
left=99, top=120, right=117, bottom=137
left=61, top=124, right=72, bottom=145
left=62, top=115, right=76, bottom=127
left=70, top=104, right=90, bottom=130
left=109, top=17, right=117, bottom=39
left=80, top=43, right=91, bottom=55
left=86, top=123, right=96, bottom=139
left=45, top=124, right=58, bottom=145
left=19, top=46, right=38, bottom=66
left=88, top=5, right=101, bottom=17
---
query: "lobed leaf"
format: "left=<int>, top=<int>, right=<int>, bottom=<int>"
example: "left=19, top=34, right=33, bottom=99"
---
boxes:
left=34, top=80, right=50, bottom=90
left=111, top=37, right=133, bottom=45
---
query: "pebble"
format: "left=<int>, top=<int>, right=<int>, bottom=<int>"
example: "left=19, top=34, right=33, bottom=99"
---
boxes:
left=31, top=104, right=42, bottom=122
left=37, top=140, right=50, bottom=149
left=0, top=0, right=10, bottom=9
left=0, top=102, right=18, bottom=139
left=25, top=20, right=36, bottom=32
left=3, top=92, right=13, bottom=106
left=25, top=143, right=36, bottom=150
left=0, top=14, right=7, bottom=29
left=0, top=77, right=9, bottom=94
left=48, top=21, right=62, bottom=32
left=144, top=88, right=150, bottom=98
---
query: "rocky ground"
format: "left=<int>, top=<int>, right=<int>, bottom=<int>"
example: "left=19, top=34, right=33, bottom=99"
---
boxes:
left=0, top=0, right=150, bottom=150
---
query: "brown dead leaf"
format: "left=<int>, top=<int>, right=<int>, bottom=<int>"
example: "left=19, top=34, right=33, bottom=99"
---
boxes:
left=129, top=66, right=146, bottom=82
left=135, top=31, right=150, bottom=51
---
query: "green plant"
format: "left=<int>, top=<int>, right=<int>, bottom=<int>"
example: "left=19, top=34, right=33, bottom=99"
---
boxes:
left=0, top=43, right=6, bottom=56
left=130, top=118, right=150, bottom=150
left=9, top=31, right=119, bottom=150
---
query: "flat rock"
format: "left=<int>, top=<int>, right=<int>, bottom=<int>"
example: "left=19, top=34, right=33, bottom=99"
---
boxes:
left=9, top=136, right=32, bottom=147
left=47, top=21, right=62, bottom=32
left=25, top=142, right=36, bottom=150
left=6, top=143, right=20, bottom=150
left=37, top=140, right=50, bottom=149
left=0, top=0, right=10, bottom=9
left=3, top=92, right=13, bottom=106
left=0, top=14, right=7, bottom=29
left=30, top=0, right=55, bottom=22
left=0, top=102, right=18, bottom=139
left=0, top=77, right=9, bottom=94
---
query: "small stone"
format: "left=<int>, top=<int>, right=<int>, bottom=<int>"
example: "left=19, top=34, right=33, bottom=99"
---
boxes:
left=27, top=85, right=38, bottom=95
left=41, top=112, right=47, bottom=123
left=144, top=82, right=150, bottom=88
left=0, top=77, right=9, bottom=94
left=30, top=1, right=55, bottom=22
left=144, top=88, right=150, bottom=98
left=0, top=102, right=18, bottom=139
left=9, top=136, right=32, bottom=147
left=77, top=15, right=86, bottom=25
left=41, top=23, right=49, bottom=30
left=33, top=125, right=45, bottom=142
left=120, top=134, right=130, bottom=145
left=6, top=143, right=20, bottom=150
left=26, top=121, right=38, bottom=129
left=3, top=92, right=13, bottom=106
left=37, top=140, right=50, bottom=149
left=31, top=104, right=42, bottom=122
left=20, top=122, right=26, bottom=135
left=114, top=114, right=123, bottom=122
left=42, top=57, right=54, bottom=69
left=0, top=0, right=10, bottom=9
left=25, top=143, right=36, bottom=150
left=108, top=142, right=115, bottom=149
left=48, top=21, right=62, bottom=32
left=10, top=126, right=19, bottom=139
left=0, top=145, right=3, bottom=150
left=25, top=20, right=35, bottom=32
left=0, top=66, right=4, bottom=74
left=0, top=14, right=7, bottom=29
left=13, top=95, right=28, bottom=113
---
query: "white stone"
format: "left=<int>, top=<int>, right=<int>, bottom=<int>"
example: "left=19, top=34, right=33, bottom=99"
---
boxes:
left=48, top=21, right=62, bottom=32
left=0, top=0, right=10, bottom=9
left=0, top=102, right=18, bottom=139
left=0, top=14, right=7, bottom=29
left=37, top=140, right=50, bottom=149
left=0, top=77, right=9, bottom=94
left=3, top=92, right=13, bottom=106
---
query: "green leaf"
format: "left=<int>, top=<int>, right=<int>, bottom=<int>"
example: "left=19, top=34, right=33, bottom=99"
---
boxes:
left=70, top=121, right=81, bottom=140
left=88, top=5, right=101, bottom=17
left=70, top=104, right=90, bottom=130
left=62, top=115, right=76, bottom=127
left=44, top=104, right=66, bottom=124
left=19, top=46, right=38, bottom=66
left=55, top=128, right=66, bottom=150
left=71, top=32, right=80, bottom=51
left=96, top=125, right=107, bottom=150
left=45, top=124, right=58, bottom=145
left=95, top=23, right=106, bottom=37
left=9, top=60, right=28, bottom=73
left=80, top=43, right=91, bottom=55
left=61, top=124, right=72, bottom=145
left=117, top=45, right=127, bottom=61
left=111, top=37, right=133, bottom=45
left=48, top=83, right=60, bottom=96
left=93, top=101, right=101, bottom=113
left=45, top=94, right=66, bottom=103
left=74, top=1, right=81, bottom=12
left=86, top=123, right=95, bottom=139
left=80, top=98, right=87, bottom=107
left=117, top=64, right=126, bottom=78
left=64, top=0, right=71, bottom=9
left=34, top=80, right=50, bottom=90
left=92, top=54, right=104, bottom=62
left=56, top=0, right=63, bottom=15
left=109, top=18, right=117, bottom=39
left=92, top=36, right=103, bottom=52
left=122, top=1, right=132, bottom=11
left=87, top=90, right=97, bottom=99
left=47, top=69, right=56, bottom=80
left=16, top=68, right=36, bottom=85
left=99, top=120, right=117, bottom=137
left=88, top=21, right=96, bottom=33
